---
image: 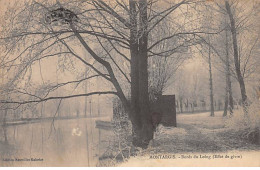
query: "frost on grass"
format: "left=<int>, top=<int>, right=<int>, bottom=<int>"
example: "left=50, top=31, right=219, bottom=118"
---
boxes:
left=154, top=125, right=187, bottom=140
left=97, top=111, right=134, bottom=167
left=223, top=100, right=260, bottom=145
left=98, top=102, right=260, bottom=166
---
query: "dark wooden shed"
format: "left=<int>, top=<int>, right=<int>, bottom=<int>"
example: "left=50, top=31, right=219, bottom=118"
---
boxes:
left=112, top=95, right=177, bottom=127
left=151, top=95, right=177, bottom=127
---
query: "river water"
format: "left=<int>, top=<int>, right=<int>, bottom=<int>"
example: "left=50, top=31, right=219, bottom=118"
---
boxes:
left=0, top=116, right=114, bottom=166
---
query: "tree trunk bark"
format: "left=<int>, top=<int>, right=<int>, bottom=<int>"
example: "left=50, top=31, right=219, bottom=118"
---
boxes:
left=180, top=98, right=183, bottom=113
left=84, top=69, right=88, bottom=117
left=223, top=95, right=228, bottom=116
left=3, top=110, right=8, bottom=143
left=208, top=37, right=215, bottom=117
left=223, top=24, right=229, bottom=117
left=223, top=79, right=229, bottom=116
left=225, top=1, right=248, bottom=113
left=228, top=76, right=234, bottom=114
left=137, top=0, right=153, bottom=148
left=129, top=0, right=153, bottom=149
left=223, top=24, right=233, bottom=116
left=129, top=0, right=142, bottom=147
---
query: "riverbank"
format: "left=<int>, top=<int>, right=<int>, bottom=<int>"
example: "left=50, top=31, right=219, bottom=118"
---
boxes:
left=0, top=116, right=114, bottom=167
left=1, top=115, right=107, bottom=126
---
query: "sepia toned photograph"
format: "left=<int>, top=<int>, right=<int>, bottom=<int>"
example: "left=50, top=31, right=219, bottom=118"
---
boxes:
left=0, top=0, right=259, bottom=167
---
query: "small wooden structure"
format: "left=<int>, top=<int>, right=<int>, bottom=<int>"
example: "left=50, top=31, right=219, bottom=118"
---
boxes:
left=151, top=95, right=177, bottom=127
left=112, top=95, right=177, bottom=127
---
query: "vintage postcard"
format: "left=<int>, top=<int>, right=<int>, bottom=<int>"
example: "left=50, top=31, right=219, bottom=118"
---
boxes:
left=0, top=0, right=259, bottom=167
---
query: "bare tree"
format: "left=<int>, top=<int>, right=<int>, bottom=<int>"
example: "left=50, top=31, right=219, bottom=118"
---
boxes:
left=195, top=0, right=259, bottom=116
left=223, top=19, right=234, bottom=116
left=224, top=0, right=259, bottom=113
left=224, top=0, right=248, bottom=113
left=207, top=35, right=215, bottom=117
left=0, top=0, right=199, bottom=148
left=195, top=4, right=216, bottom=117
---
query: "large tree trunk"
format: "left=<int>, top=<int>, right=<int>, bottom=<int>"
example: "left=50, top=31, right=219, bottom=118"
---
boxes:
left=129, top=0, right=153, bottom=148
left=225, top=1, right=248, bottom=113
left=129, top=0, right=142, bottom=147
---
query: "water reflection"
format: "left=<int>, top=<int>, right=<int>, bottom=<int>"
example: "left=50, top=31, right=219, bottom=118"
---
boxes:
left=0, top=117, right=113, bottom=166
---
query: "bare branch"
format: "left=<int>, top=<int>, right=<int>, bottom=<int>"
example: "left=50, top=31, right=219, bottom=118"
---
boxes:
left=94, top=0, right=131, bottom=28
left=0, top=91, right=118, bottom=105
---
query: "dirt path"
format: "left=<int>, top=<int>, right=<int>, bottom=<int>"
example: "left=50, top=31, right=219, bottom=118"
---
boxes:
left=147, top=112, right=259, bottom=154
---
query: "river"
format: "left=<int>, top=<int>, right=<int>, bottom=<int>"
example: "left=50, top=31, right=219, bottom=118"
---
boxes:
left=0, top=116, right=114, bottom=166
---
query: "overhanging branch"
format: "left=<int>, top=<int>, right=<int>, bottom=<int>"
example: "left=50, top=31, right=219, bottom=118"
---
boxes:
left=0, top=91, right=118, bottom=105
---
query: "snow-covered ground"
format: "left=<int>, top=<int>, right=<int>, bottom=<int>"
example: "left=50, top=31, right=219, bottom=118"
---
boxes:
left=118, top=111, right=260, bottom=166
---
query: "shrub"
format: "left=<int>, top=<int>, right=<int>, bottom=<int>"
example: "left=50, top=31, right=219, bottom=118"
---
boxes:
left=225, top=100, right=260, bottom=145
